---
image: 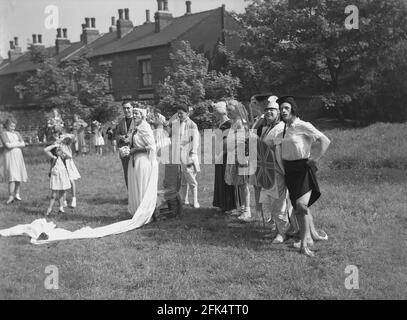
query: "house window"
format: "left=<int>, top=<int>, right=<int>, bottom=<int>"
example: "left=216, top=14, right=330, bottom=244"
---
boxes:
left=69, top=73, right=78, bottom=92
left=139, top=59, right=152, bottom=88
left=99, top=61, right=113, bottom=93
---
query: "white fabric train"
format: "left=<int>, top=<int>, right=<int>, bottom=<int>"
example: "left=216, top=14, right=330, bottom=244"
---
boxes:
left=0, top=160, right=158, bottom=245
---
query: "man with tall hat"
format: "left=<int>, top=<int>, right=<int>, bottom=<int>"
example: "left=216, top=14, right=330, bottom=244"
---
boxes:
left=115, top=100, right=136, bottom=188
left=166, top=104, right=201, bottom=208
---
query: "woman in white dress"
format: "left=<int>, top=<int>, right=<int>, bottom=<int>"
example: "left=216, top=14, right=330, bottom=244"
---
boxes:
left=127, top=107, right=158, bottom=221
left=0, top=119, right=28, bottom=204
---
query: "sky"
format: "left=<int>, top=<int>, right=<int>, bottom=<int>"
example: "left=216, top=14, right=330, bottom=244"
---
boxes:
left=0, top=0, right=247, bottom=59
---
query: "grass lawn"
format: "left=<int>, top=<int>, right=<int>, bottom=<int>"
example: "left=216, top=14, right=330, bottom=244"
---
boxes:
left=0, top=123, right=406, bottom=299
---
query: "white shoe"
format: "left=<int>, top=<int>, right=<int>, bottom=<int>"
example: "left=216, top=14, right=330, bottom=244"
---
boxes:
left=238, top=210, right=252, bottom=222
left=272, top=234, right=285, bottom=244
left=193, top=202, right=200, bottom=209
left=70, top=197, right=76, bottom=208
left=15, top=194, right=22, bottom=201
left=63, top=200, right=68, bottom=207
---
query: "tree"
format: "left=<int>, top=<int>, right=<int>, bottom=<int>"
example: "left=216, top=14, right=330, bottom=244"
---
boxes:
left=157, top=41, right=241, bottom=128
left=15, top=46, right=119, bottom=127
left=221, top=0, right=407, bottom=120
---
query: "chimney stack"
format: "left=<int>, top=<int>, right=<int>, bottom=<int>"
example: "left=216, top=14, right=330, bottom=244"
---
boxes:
left=109, top=17, right=117, bottom=32
left=91, top=17, right=96, bottom=28
left=56, top=27, right=71, bottom=54
left=37, top=34, right=42, bottom=44
left=157, top=0, right=163, bottom=11
left=186, top=1, right=191, bottom=14
left=81, top=17, right=99, bottom=44
left=145, top=10, right=151, bottom=23
left=32, top=34, right=37, bottom=44
left=8, top=37, right=22, bottom=62
left=117, top=8, right=133, bottom=38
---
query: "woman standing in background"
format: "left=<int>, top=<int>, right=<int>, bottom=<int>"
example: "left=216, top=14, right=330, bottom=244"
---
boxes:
left=92, top=120, right=105, bottom=156
left=0, top=119, right=28, bottom=204
left=212, top=101, right=236, bottom=214
left=72, top=114, right=88, bottom=156
left=225, top=100, right=252, bottom=222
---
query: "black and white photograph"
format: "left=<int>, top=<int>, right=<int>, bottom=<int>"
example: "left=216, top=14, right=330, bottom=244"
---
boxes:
left=0, top=0, right=406, bottom=303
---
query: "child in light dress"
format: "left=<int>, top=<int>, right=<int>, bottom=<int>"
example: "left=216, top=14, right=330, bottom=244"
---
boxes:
left=44, top=134, right=73, bottom=215
left=59, top=137, right=81, bottom=208
left=92, top=120, right=104, bottom=156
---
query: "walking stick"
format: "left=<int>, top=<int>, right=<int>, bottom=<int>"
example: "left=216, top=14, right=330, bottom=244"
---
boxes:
left=260, top=205, right=266, bottom=230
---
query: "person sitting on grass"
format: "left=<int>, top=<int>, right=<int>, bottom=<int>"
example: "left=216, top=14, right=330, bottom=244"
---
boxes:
left=44, top=134, right=73, bottom=216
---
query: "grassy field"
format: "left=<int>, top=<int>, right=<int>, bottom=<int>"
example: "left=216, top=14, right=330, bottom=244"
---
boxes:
left=0, top=122, right=406, bottom=299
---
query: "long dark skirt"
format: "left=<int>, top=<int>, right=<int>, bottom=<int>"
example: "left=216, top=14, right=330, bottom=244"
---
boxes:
left=213, top=160, right=236, bottom=212
left=284, top=159, right=321, bottom=211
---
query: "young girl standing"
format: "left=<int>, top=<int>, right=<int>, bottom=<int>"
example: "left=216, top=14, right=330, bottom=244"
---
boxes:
left=44, top=134, right=72, bottom=215
left=59, top=135, right=81, bottom=208
left=92, top=120, right=104, bottom=156
left=0, top=119, right=28, bottom=204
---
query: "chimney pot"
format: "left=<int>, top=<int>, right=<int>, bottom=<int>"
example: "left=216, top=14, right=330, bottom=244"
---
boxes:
left=57, top=28, right=62, bottom=38
left=14, top=37, right=18, bottom=46
left=62, top=28, right=67, bottom=38
left=146, top=10, right=151, bottom=23
left=157, top=0, right=163, bottom=11
left=124, top=8, right=129, bottom=20
left=38, top=34, right=42, bottom=44
left=186, top=1, right=191, bottom=14
left=111, top=16, right=115, bottom=25
left=85, top=17, right=90, bottom=28
left=118, top=9, right=124, bottom=20
left=164, top=0, right=168, bottom=11
left=32, top=34, right=37, bottom=44
left=91, top=17, right=96, bottom=28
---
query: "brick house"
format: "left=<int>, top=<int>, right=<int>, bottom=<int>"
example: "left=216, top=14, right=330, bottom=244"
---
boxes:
left=0, top=0, right=241, bottom=135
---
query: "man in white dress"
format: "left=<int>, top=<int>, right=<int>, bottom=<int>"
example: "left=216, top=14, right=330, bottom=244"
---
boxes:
left=166, top=105, right=200, bottom=208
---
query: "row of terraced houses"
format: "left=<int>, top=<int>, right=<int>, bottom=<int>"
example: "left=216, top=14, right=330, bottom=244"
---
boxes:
left=0, top=0, right=242, bottom=135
